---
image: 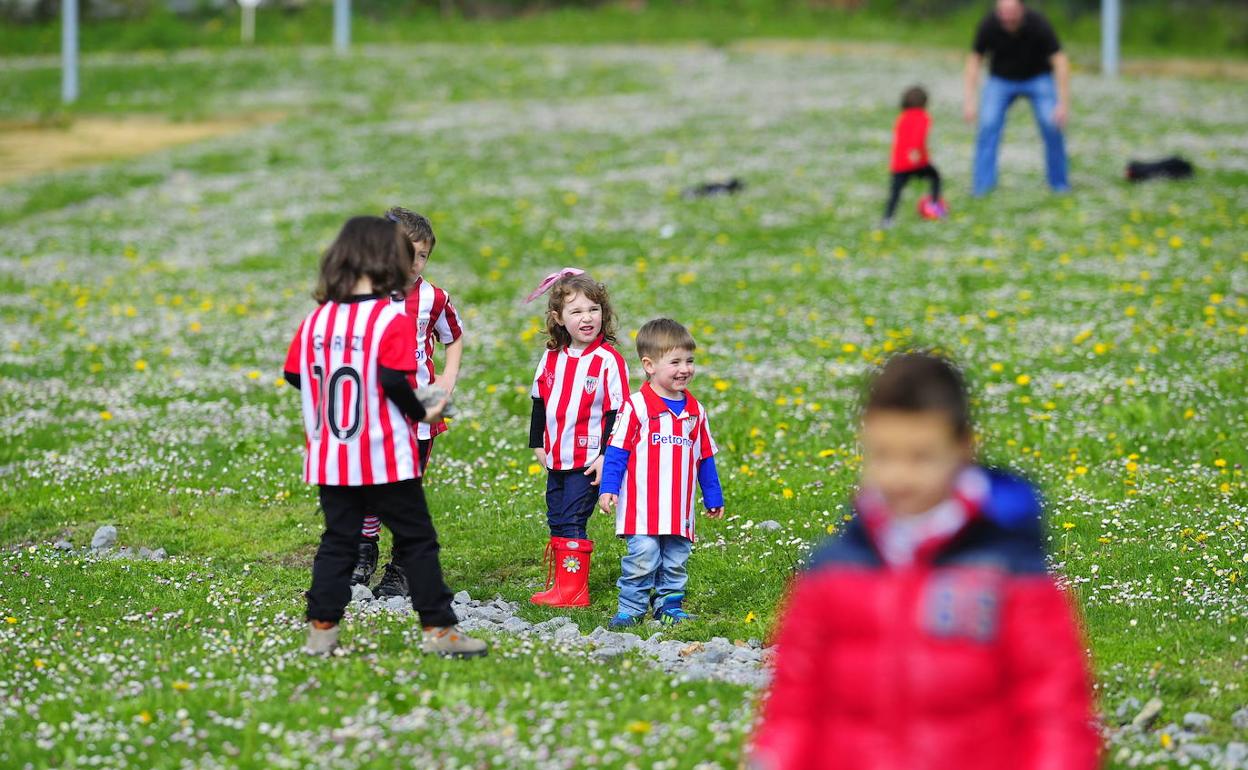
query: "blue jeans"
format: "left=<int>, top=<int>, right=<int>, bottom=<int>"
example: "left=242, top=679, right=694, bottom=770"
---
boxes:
left=616, top=535, right=692, bottom=616
left=973, top=73, right=1069, bottom=196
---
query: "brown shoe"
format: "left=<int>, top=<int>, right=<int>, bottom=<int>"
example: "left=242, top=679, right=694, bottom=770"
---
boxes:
left=421, top=625, right=488, bottom=658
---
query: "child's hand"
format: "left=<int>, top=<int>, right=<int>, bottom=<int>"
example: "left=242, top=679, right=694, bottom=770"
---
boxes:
left=421, top=397, right=449, bottom=424
left=584, top=456, right=604, bottom=486
left=533, top=448, right=547, bottom=468
left=705, top=506, right=724, bottom=519
left=598, top=493, right=617, bottom=514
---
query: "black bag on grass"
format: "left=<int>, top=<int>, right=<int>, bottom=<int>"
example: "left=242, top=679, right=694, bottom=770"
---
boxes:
left=1126, top=156, right=1194, bottom=182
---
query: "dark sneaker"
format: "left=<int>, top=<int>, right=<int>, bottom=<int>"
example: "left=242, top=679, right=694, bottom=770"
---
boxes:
left=373, top=562, right=409, bottom=598
left=351, top=537, right=379, bottom=586
left=609, top=612, right=643, bottom=629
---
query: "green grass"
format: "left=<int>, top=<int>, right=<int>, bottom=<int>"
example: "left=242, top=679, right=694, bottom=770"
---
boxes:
left=1, top=38, right=1247, bottom=768
left=1, top=0, right=1246, bottom=63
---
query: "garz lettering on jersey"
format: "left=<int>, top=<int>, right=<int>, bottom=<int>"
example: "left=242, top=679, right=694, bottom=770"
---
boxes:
left=313, top=334, right=364, bottom=352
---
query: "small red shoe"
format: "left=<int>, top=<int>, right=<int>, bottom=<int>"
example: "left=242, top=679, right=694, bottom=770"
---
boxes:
left=530, top=537, right=593, bottom=607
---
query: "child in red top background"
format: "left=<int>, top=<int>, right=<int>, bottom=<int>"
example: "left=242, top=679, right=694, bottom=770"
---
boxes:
left=883, top=85, right=947, bottom=228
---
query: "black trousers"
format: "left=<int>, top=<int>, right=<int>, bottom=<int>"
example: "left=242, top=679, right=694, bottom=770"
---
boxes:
left=884, top=164, right=941, bottom=219
left=309, top=478, right=457, bottom=627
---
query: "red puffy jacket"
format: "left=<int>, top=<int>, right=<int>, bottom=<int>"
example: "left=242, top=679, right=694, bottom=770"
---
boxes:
left=751, top=468, right=1101, bottom=770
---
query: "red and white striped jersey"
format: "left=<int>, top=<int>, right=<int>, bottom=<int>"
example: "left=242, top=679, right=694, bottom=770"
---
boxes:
left=530, top=337, right=630, bottom=471
left=609, top=382, right=718, bottom=541
left=393, top=277, right=464, bottom=440
left=284, top=297, right=421, bottom=486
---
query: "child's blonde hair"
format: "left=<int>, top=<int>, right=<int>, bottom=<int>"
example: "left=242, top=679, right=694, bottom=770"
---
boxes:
left=635, top=318, right=697, bottom=379
left=543, top=273, right=618, bottom=351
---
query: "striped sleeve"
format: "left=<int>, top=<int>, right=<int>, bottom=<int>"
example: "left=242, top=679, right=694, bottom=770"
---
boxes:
left=433, top=289, right=464, bottom=344
left=696, top=411, right=718, bottom=460
left=529, top=353, right=546, bottom=399
left=609, top=398, right=641, bottom=451
left=284, top=319, right=305, bottom=375
left=603, top=350, right=629, bottom=411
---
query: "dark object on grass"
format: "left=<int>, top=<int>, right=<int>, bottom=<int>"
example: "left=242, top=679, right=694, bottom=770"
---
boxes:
left=683, top=178, right=745, bottom=199
left=1126, top=156, right=1194, bottom=182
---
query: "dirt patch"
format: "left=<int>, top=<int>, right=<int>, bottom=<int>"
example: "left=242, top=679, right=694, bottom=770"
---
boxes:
left=0, top=114, right=278, bottom=185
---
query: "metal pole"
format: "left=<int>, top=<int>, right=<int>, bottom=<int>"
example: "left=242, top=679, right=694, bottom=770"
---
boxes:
left=1102, top=0, right=1120, bottom=77
left=333, top=0, right=350, bottom=53
left=242, top=5, right=255, bottom=44
left=62, top=0, right=78, bottom=104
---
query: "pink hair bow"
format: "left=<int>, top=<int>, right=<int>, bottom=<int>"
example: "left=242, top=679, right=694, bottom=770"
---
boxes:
left=524, top=267, right=586, bottom=303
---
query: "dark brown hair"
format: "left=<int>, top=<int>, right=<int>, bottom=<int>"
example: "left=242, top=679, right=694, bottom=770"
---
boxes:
left=864, top=352, right=972, bottom=438
left=543, top=273, right=618, bottom=350
left=901, top=85, right=928, bottom=110
left=314, top=216, right=415, bottom=304
left=384, top=206, right=436, bottom=250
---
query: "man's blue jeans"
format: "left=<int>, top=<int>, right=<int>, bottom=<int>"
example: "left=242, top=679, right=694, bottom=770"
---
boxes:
left=616, top=535, right=692, bottom=617
left=973, top=73, right=1069, bottom=196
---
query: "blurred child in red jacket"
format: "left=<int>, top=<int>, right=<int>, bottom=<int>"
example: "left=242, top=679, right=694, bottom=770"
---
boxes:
left=882, top=86, right=947, bottom=228
left=749, top=352, right=1101, bottom=770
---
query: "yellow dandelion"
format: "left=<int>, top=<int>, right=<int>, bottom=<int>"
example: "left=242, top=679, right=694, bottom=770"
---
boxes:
left=1062, top=522, right=1076, bottom=530
left=1015, top=374, right=1031, bottom=386
left=1075, top=466, right=1088, bottom=476
left=990, top=362, right=1005, bottom=373
left=171, top=680, right=191, bottom=692
left=627, top=720, right=651, bottom=734
left=99, top=411, right=113, bottom=421
left=745, top=611, right=757, bottom=624
left=134, top=359, right=148, bottom=371
left=527, top=463, right=543, bottom=475
left=782, top=488, right=795, bottom=499
left=247, top=371, right=261, bottom=380
left=713, top=379, right=730, bottom=392
left=1214, top=458, right=1227, bottom=468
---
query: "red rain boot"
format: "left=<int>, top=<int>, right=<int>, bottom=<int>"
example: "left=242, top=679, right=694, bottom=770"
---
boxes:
left=530, top=537, right=593, bottom=607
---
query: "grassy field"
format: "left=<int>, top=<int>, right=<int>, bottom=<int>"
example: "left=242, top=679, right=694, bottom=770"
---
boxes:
left=2, top=0, right=1247, bottom=63
left=1, top=39, right=1246, bottom=768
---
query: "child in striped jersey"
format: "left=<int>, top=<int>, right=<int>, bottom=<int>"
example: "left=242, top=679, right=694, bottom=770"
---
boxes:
left=598, top=318, right=724, bottom=628
left=525, top=269, right=631, bottom=608
left=350, top=207, right=465, bottom=600
left=283, top=215, right=485, bottom=658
